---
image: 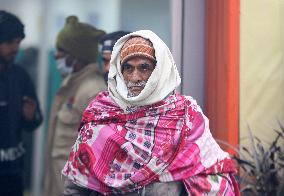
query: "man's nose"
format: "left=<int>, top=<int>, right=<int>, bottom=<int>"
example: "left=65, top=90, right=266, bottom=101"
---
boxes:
left=130, top=69, right=143, bottom=82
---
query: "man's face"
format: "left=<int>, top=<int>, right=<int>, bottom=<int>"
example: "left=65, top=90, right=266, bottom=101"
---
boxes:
left=54, top=48, right=74, bottom=65
left=102, top=51, right=111, bottom=73
left=0, top=38, right=22, bottom=65
left=121, top=56, right=155, bottom=97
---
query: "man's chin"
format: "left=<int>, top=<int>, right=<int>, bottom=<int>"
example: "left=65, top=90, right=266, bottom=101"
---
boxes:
left=0, top=57, right=14, bottom=66
left=127, top=90, right=142, bottom=98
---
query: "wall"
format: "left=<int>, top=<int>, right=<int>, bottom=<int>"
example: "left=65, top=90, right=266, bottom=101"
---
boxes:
left=0, top=0, right=121, bottom=48
left=240, top=0, right=284, bottom=144
left=182, top=0, right=205, bottom=107
left=168, top=0, right=206, bottom=107
left=120, top=0, right=171, bottom=46
left=0, top=0, right=42, bottom=47
left=46, top=0, right=121, bottom=48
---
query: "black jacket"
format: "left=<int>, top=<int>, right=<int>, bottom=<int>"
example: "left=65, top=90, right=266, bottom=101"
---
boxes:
left=0, top=64, right=42, bottom=175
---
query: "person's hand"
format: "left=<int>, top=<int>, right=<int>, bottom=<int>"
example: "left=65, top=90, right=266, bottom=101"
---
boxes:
left=22, top=96, right=37, bottom=121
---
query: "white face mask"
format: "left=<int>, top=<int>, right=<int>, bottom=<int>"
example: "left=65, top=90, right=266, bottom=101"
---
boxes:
left=56, top=57, right=73, bottom=77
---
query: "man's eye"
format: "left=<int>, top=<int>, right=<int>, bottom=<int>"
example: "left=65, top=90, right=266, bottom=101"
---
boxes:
left=140, top=63, right=153, bottom=71
left=122, top=63, right=133, bottom=72
left=124, top=64, right=131, bottom=70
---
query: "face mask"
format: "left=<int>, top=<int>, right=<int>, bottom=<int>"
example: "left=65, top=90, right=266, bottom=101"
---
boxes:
left=56, top=57, right=73, bottom=77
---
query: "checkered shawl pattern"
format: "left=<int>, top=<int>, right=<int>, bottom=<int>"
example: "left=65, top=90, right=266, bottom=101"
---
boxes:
left=62, top=91, right=239, bottom=195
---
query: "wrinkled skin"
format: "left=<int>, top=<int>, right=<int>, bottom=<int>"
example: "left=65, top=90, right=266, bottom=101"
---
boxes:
left=121, top=56, right=155, bottom=97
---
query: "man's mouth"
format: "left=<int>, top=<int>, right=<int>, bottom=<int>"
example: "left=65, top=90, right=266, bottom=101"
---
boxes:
left=126, top=81, right=147, bottom=97
left=129, top=86, right=143, bottom=91
left=128, top=86, right=143, bottom=96
left=127, top=83, right=146, bottom=97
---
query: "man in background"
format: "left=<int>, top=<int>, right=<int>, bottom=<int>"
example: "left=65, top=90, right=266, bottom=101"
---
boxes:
left=43, top=15, right=106, bottom=196
left=99, top=31, right=130, bottom=83
left=0, top=10, right=42, bottom=196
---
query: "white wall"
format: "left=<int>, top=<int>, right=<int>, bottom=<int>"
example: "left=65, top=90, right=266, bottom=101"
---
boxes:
left=120, top=0, right=171, bottom=46
left=0, top=0, right=42, bottom=47
left=184, top=0, right=205, bottom=107
left=171, top=0, right=205, bottom=107
left=46, top=0, right=121, bottom=48
left=0, top=0, right=121, bottom=48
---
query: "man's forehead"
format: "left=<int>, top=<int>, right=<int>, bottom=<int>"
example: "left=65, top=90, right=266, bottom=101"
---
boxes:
left=102, top=50, right=111, bottom=55
left=122, top=56, right=155, bottom=65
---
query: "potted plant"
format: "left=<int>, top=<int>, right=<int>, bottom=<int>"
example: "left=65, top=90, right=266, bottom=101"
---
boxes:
left=218, top=121, right=284, bottom=196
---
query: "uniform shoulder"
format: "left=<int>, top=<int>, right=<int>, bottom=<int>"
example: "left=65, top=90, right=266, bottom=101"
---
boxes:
left=79, top=72, right=106, bottom=92
left=75, top=72, right=107, bottom=102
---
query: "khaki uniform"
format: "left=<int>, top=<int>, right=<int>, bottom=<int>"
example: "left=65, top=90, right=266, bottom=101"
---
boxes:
left=43, top=63, right=106, bottom=196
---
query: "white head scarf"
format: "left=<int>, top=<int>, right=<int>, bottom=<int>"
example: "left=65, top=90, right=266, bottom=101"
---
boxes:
left=108, top=30, right=181, bottom=111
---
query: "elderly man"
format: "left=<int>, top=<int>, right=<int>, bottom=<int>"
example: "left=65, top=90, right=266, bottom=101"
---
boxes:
left=62, top=30, right=239, bottom=196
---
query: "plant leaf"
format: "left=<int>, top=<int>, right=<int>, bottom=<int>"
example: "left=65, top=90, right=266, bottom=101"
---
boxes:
left=233, top=156, right=255, bottom=169
left=247, top=127, right=261, bottom=172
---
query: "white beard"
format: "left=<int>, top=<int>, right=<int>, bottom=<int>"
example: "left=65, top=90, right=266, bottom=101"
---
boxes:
left=126, top=81, right=147, bottom=97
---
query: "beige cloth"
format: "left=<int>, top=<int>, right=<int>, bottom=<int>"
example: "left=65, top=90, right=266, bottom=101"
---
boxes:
left=43, top=63, right=106, bottom=196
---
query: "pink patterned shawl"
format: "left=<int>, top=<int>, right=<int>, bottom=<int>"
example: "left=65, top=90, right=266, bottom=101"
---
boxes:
left=62, top=91, right=239, bottom=195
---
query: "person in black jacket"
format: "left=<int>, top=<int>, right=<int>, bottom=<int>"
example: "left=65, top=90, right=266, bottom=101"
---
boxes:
left=0, top=10, right=42, bottom=196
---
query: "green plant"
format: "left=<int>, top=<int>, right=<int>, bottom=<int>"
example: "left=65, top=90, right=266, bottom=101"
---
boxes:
left=218, top=121, right=284, bottom=196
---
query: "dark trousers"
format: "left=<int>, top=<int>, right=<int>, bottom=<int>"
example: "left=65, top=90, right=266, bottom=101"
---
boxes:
left=63, top=178, right=187, bottom=196
left=0, top=173, right=23, bottom=196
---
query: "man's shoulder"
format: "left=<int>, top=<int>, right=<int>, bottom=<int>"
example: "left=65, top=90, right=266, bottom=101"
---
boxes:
left=178, top=94, right=203, bottom=115
left=174, top=93, right=201, bottom=111
left=183, top=95, right=196, bottom=103
left=80, top=68, right=104, bottom=82
left=78, top=73, right=107, bottom=93
left=175, top=93, right=197, bottom=104
left=9, top=64, right=29, bottom=74
left=90, top=90, right=109, bottom=102
left=8, top=64, right=32, bottom=81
